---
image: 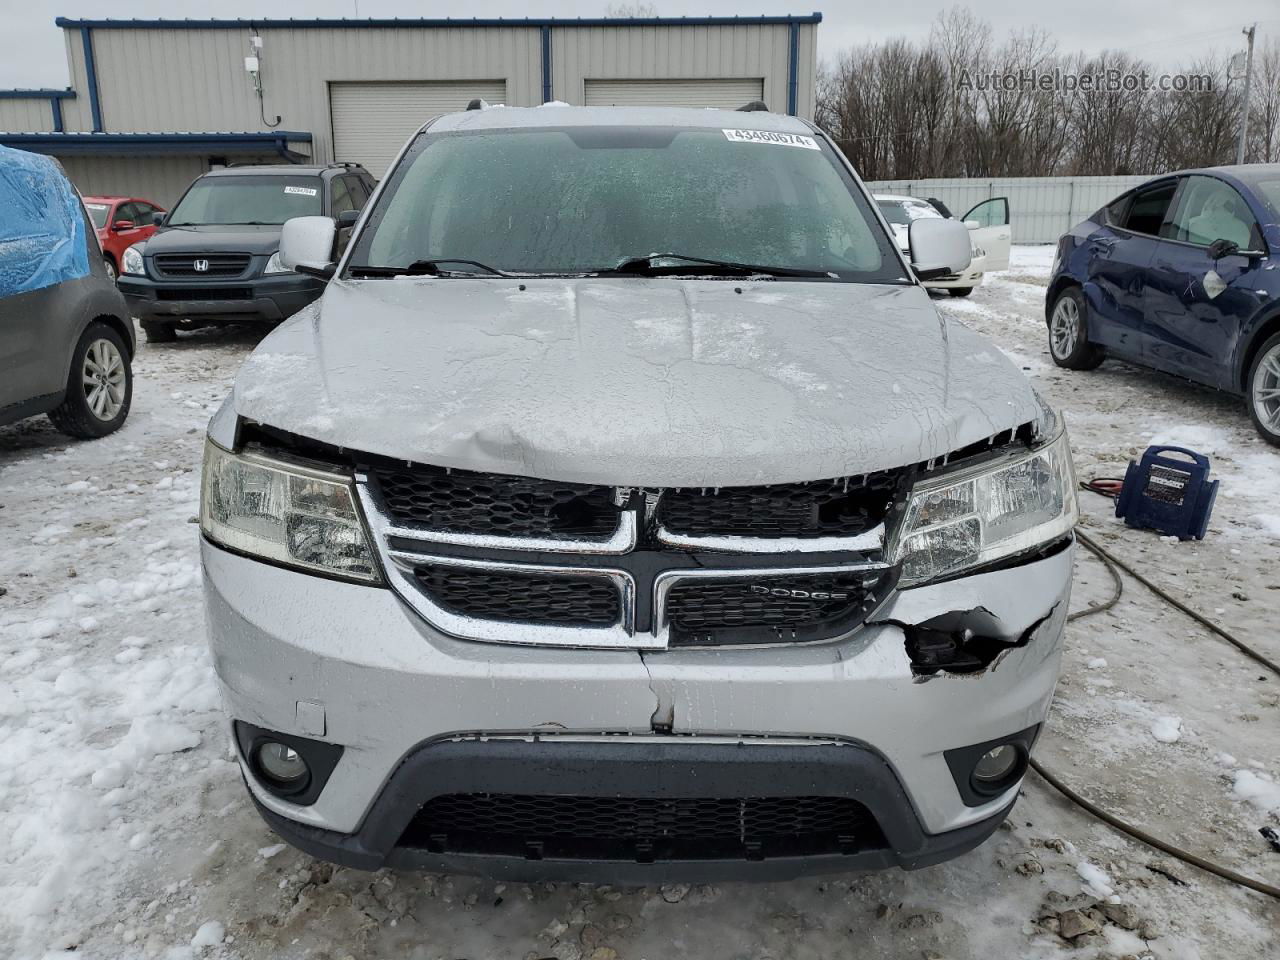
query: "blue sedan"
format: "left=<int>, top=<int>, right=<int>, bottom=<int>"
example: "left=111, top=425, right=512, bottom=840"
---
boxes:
left=1045, top=165, right=1280, bottom=445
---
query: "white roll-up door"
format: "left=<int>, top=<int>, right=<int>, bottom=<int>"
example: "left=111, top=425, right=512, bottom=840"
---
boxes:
left=330, top=81, right=507, bottom=178
left=583, top=78, right=764, bottom=110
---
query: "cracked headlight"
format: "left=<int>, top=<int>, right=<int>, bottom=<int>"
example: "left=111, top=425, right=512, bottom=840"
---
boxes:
left=890, top=429, right=1077, bottom=587
left=200, top=440, right=381, bottom=584
left=122, top=243, right=145, bottom=276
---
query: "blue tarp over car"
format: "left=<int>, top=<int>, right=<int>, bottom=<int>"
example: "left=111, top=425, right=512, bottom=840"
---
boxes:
left=0, top=144, right=90, bottom=297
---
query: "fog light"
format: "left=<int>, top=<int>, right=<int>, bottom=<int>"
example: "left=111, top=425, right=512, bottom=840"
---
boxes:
left=973, top=744, right=1019, bottom=783
left=257, top=741, right=309, bottom=785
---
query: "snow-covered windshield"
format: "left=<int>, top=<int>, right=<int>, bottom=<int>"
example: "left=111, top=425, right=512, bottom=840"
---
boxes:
left=877, top=199, right=943, bottom=225
left=352, top=126, right=902, bottom=280
left=168, top=175, right=323, bottom=225
left=85, top=203, right=110, bottom=229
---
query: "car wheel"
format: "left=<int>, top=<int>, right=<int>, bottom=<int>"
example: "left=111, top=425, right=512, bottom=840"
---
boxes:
left=1247, top=332, right=1280, bottom=447
left=103, top=256, right=117, bottom=280
left=947, top=287, right=973, bottom=298
left=47, top=321, right=133, bottom=439
left=141, top=320, right=178, bottom=343
left=1048, top=287, right=1105, bottom=370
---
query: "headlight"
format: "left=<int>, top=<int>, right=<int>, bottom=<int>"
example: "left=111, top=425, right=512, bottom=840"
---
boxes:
left=890, top=429, right=1077, bottom=587
left=122, top=243, right=145, bottom=276
left=200, top=440, right=381, bottom=584
left=263, top=251, right=293, bottom=275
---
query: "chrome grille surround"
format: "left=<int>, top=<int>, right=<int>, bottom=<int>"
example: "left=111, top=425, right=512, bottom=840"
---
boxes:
left=357, top=470, right=896, bottom=650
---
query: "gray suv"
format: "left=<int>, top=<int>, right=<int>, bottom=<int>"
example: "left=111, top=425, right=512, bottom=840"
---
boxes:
left=116, top=163, right=374, bottom=342
left=1, top=147, right=135, bottom=438
left=200, top=106, right=1077, bottom=881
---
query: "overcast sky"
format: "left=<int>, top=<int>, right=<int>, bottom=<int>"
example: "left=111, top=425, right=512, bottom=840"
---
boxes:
left=2, top=0, right=1274, bottom=88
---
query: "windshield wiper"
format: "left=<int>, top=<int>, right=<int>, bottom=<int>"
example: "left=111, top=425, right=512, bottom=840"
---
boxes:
left=348, top=258, right=510, bottom=278
left=602, top=253, right=831, bottom=279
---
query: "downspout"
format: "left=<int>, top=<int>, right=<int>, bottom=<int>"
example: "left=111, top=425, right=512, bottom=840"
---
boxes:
left=80, top=27, right=103, bottom=132
left=786, top=22, right=799, bottom=116
left=51, top=96, right=64, bottom=133
left=541, top=25, right=553, bottom=103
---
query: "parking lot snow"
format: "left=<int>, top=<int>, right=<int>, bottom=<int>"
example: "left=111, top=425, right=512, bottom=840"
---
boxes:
left=1, top=254, right=1277, bottom=959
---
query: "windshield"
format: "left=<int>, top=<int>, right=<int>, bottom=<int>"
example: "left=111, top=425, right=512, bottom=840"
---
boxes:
left=85, top=203, right=110, bottom=229
left=350, top=126, right=902, bottom=281
left=877, top=199, right=942, bottom=225
left=1246, top=176, right=1280, bottom=224
left=168, top=175, right=323, bottom=225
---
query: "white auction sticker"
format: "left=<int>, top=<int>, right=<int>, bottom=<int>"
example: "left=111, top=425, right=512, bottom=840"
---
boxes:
left=284, top=186, right=318, bottom=196
left=722, top=128, right=820, bottom=150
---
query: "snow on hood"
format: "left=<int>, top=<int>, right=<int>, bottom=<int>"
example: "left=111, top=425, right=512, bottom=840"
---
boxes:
left=232, top=277, right=1043, bottom=487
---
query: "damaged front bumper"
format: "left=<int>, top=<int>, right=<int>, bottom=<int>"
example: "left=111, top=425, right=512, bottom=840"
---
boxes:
left=203, top=537, right=1072, bottom=877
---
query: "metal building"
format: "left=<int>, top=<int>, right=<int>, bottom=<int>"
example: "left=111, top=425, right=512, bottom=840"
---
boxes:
left=0, top=13, right=821, bottom=205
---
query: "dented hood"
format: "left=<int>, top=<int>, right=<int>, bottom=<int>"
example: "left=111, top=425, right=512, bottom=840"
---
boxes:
left=232, top=277, right=1043, bottom=487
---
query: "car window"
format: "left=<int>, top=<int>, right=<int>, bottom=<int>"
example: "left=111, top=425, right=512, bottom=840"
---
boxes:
left=1167, top=175, right=1262, bottom=250
left=876, top=199, right=941, bottom=226
left=344, top=176, right=369, bottom=208
left=116, top=202, right=142, bottom=226
left=1103, top=193, right=1131, bottom=226
left=84, top=203, right=110, bottom=229
left=964, top=197, right=1009, bottom=227
left=167, top=175, right=324, bottom=225
left=1119, top=181, right=1177, bottom=236
left=354, top=126, right=900, bottom=280
left=330, top=177, right=356, bottom=216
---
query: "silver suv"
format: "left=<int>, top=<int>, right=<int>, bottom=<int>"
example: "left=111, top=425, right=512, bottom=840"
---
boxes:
left=200, top=106, right=1077, bottom=881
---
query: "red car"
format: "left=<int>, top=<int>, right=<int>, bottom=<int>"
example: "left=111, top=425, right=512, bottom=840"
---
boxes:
left=83, top=195, right=165, bottom=280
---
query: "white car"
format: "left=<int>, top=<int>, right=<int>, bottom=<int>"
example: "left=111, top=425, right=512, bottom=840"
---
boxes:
left=875, top=194, right=1012, bottom=296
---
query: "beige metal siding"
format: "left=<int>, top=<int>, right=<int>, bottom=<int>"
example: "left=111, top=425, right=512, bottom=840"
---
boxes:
left=0, top=99, right=57, bottom=132
left=583, top=78, right=763, bottom=109
left=83, top=26, right=541, bottom=161
left=794, top=23, right=818, bottom=120
left=330, top=81, right=507, bottom=177
left=57, top=154, right=210, bottom=208
left=552, top=25, right=794, bottom=114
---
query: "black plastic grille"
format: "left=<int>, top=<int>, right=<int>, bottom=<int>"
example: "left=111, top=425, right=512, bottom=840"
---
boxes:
left=374, top=465, right=619, bottom=539
left=155, top=287, right=253, bottom=301
left=400, top=793, right=884, bottom=862
left=664, top=571, right=893, bottom=646
left=153, top=253, right=251, bottom=278
left=415, top=567, right=620, bottom=626
left=658, top=473, right=900, bottom=539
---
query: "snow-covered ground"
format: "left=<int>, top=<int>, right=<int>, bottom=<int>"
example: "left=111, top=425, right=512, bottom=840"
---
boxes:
left=1, top=249, right=1277, bottom=959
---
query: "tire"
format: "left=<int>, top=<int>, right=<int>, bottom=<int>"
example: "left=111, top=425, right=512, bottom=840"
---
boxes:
left=1047, top=287, right=1105, bottom=370
left=947, top=287, right=973, bottom=297
left=141, top=319, right=177, bottom=343
left=1246, top=332, right=1280, bottom=447
left=103, top=256, right=117, bottom=281
left=47, top=321, right=133, bottom=439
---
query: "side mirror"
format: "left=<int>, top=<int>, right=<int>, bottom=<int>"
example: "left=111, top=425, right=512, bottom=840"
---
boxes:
left=152, top=211, right=165, bottom=227
left=112, top=219, right=135, bottom=231
left=908, top=218, right=972, bottom=280
left=963, top=219, right=980, bottom=229
left=280, top=216, right=337, bottom=279
left=335, top=209, right=360, bottom=228
left=1207, top=238, right=1240, bottom=261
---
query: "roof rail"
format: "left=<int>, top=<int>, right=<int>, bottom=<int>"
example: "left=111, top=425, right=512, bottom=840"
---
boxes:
left=737, top=101, right=770, bottom=112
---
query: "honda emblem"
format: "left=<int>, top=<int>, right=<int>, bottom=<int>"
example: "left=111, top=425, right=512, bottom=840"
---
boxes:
left=193, top=258, right=210, bottom=273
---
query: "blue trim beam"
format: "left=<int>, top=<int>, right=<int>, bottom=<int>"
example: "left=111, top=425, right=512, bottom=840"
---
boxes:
left=51, top=98, right=64, bottom=132
left=0, top=131, right=313, bottom=159
left=80, top=27, right=103, bottom=132
left=787, top=22, right=799, bottom=116
left=55, top=14, right=823, bottom=29
left=541, top=25, right=552, bottom=103
left=0, top=88, right=77, bottom=99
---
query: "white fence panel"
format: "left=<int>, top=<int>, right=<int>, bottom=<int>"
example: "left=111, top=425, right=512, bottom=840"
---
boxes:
left=864, top=176, right=1153, bottom=243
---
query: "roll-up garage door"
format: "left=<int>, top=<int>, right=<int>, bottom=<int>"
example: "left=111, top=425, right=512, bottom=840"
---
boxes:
left=330, top=81, right=507, bottom=178
left=583, top=78, right=764, bottom=110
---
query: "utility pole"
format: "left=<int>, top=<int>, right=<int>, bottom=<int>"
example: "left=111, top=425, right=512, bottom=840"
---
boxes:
left=1236, top=23, right=1256, bottom=165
